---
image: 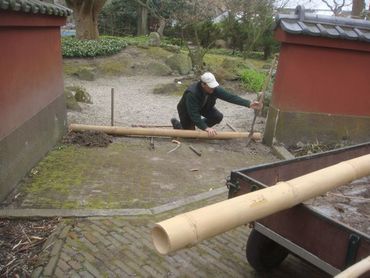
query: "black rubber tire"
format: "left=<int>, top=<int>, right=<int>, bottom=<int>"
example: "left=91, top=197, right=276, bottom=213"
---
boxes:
left=246, top=229, right=289, bottom=272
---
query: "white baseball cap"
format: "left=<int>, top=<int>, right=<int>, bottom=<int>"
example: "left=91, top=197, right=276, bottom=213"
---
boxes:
left=200, top=72, right=219, bottom=88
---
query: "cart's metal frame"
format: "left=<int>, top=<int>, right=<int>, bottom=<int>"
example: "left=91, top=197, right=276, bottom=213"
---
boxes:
left=228, top=142, right=370, bottom=276
left=254, top=222, right=340, bottom=275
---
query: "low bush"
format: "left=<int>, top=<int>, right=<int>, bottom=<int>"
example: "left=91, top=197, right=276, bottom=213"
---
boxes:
left=62, top=36, right=127, bottom=58
left=161, top=36, right=183, bottom=47
left=240, top=69, right=266, bottom=93
left=208, top=48, right=242, bottom=57
left=207, top=49, right=265, bottom=60
left=122, top=35, right=148, bottom=46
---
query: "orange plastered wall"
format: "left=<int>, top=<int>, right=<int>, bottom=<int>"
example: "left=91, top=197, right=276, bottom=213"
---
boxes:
left=272, top=28, right=370, bottom=116
left=0, top=12, right=65, bottom=139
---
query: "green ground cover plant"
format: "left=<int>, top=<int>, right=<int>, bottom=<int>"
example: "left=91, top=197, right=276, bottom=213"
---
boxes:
left=62, top=36, right=127, bottom=58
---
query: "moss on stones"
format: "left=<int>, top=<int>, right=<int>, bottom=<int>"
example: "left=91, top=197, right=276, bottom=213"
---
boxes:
left=146, top=62, right=172, bottom=76
left=66, top=85, right=92, bottom=104
left=152, top=82, right=188, bottom=96
left=64, top=89, right=82, bottom=112
left=146, top=47, right=172, bottom=59
left=98, top=60, right=129, bottom=76
left=75, top=67, right=97, bottom=81
left=165, top=53, right=192, bottom=75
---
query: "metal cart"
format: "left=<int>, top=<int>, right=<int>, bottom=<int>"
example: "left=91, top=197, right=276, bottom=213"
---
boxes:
left=227, top=142, right=370, bottom=277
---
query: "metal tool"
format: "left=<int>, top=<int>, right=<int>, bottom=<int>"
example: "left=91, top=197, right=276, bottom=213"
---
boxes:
left=246, top=91, right=265, bottom=146
left=246, top=55, right=278, bottom=146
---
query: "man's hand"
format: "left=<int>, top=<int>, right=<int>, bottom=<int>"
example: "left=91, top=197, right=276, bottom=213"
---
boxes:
left=250, top=101, right=263, bottom=111
left=205, top=127, right=217, bottom=137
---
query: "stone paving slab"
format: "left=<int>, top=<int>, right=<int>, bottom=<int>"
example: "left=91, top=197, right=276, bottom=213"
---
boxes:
left=3, top=139, right=277, bottom=210
left=0, top=188, right=228, bottom=218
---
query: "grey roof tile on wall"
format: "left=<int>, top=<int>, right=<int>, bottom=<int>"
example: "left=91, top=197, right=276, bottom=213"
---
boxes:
left=276, top=5, right=370, bottom=43
left=0, top=0, right=72, bottom=17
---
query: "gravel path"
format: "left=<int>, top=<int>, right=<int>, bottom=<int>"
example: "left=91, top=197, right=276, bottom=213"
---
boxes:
left=65, top=75, right=263, bottom=133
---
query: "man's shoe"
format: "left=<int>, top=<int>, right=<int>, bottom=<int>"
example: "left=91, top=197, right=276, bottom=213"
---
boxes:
left=171, top=118, right=182, bottom=129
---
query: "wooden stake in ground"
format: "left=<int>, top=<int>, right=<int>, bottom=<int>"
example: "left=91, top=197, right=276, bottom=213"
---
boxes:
left=151, top=154, right=370, bottom=255
left=111, top=88, right=114, bottom=126
left=149, top=137, right=154, bottom=150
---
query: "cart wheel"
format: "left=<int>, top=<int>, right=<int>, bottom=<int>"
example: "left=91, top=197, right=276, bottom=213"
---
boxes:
left=246, top=229, right=289, bottom=272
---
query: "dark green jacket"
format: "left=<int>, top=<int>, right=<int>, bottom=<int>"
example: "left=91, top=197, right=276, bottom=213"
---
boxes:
left=177, top=82, right=251, bottom=130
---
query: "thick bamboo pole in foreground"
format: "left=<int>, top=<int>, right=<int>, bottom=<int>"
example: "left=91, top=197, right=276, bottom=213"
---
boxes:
left=334, top=255, right=370, bottom=278
left=69, top=124, right=262, bottom=140
left=151, top=154, right=370, bottom=255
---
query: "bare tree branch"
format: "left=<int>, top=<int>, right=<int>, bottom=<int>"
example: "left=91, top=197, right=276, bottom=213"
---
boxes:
left=321, top=0, right=351, bottom=15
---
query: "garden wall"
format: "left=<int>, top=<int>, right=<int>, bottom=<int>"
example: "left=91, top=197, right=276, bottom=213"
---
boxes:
left=264, top=7, right=370, bottom=146
left=0, top=3, right=71, bottom=201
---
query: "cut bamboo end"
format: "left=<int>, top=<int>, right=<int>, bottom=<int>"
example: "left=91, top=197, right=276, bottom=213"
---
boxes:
left=152, top=225, right=170, bottom=255
left=69, top=124, right=262, bottom=140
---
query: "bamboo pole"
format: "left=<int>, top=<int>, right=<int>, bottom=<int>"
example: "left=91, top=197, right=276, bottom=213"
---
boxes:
left=69, top=124, right=262, bottom=140
left=334, top=255, right=370, bottom=278
left=151, top=154, right=370, bottom=255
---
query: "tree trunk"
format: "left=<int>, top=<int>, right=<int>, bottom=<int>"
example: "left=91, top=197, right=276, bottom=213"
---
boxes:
left=183, top=28, right=206, bottom=75
left=188, top=47, right=205, bottom=75
left=137, top=5, right=149, bottom=35
left=66, top=0, right=107, bottom=40
left=157, top=17, right=166, bottom=37
left=263, top=45, right=271, bottom=60
left=351, top=0, right=365, bottom=18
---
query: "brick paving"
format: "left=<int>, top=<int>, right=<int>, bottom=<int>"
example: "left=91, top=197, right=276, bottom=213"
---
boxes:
left=30, top=195, right=330, bottom=278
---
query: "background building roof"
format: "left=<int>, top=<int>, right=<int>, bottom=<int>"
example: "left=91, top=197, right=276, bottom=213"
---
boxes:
left=0, top=0, right=72, bottom=17
left=276, top=5, right=370, bottom=43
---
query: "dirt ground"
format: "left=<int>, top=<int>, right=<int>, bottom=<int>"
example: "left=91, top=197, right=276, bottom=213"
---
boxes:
left=0, top=218, right=59, bottom=277
left=305, top=176, right=370, bottom=235
left=62, top=130, right=113, bottom=147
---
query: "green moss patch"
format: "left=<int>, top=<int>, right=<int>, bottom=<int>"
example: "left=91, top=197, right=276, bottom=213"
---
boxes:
left=153, top=82, right=189, bottom=96
left=146, top=47, right=173, bottom=59
left=98, top=60, right=129, bottom=76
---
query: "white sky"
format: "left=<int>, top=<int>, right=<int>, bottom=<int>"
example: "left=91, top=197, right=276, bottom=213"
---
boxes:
left=280, top=0, right=370, bottom=13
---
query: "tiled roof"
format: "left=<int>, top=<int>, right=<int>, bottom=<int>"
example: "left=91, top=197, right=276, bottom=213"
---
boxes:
left=0, top=0, right=72, bottom=17
left=276, top=5, right=370, bottom=43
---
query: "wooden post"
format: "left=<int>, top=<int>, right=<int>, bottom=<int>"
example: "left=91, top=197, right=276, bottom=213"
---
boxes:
left=111, top=88, right=114, bottom=126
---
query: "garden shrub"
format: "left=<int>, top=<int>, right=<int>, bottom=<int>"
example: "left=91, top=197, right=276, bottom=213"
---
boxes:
left=122, top=35, right=148, bottom=46
left=62, top=36, right=127, bottom=58
left=240, top=69, right=266, bottom=93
